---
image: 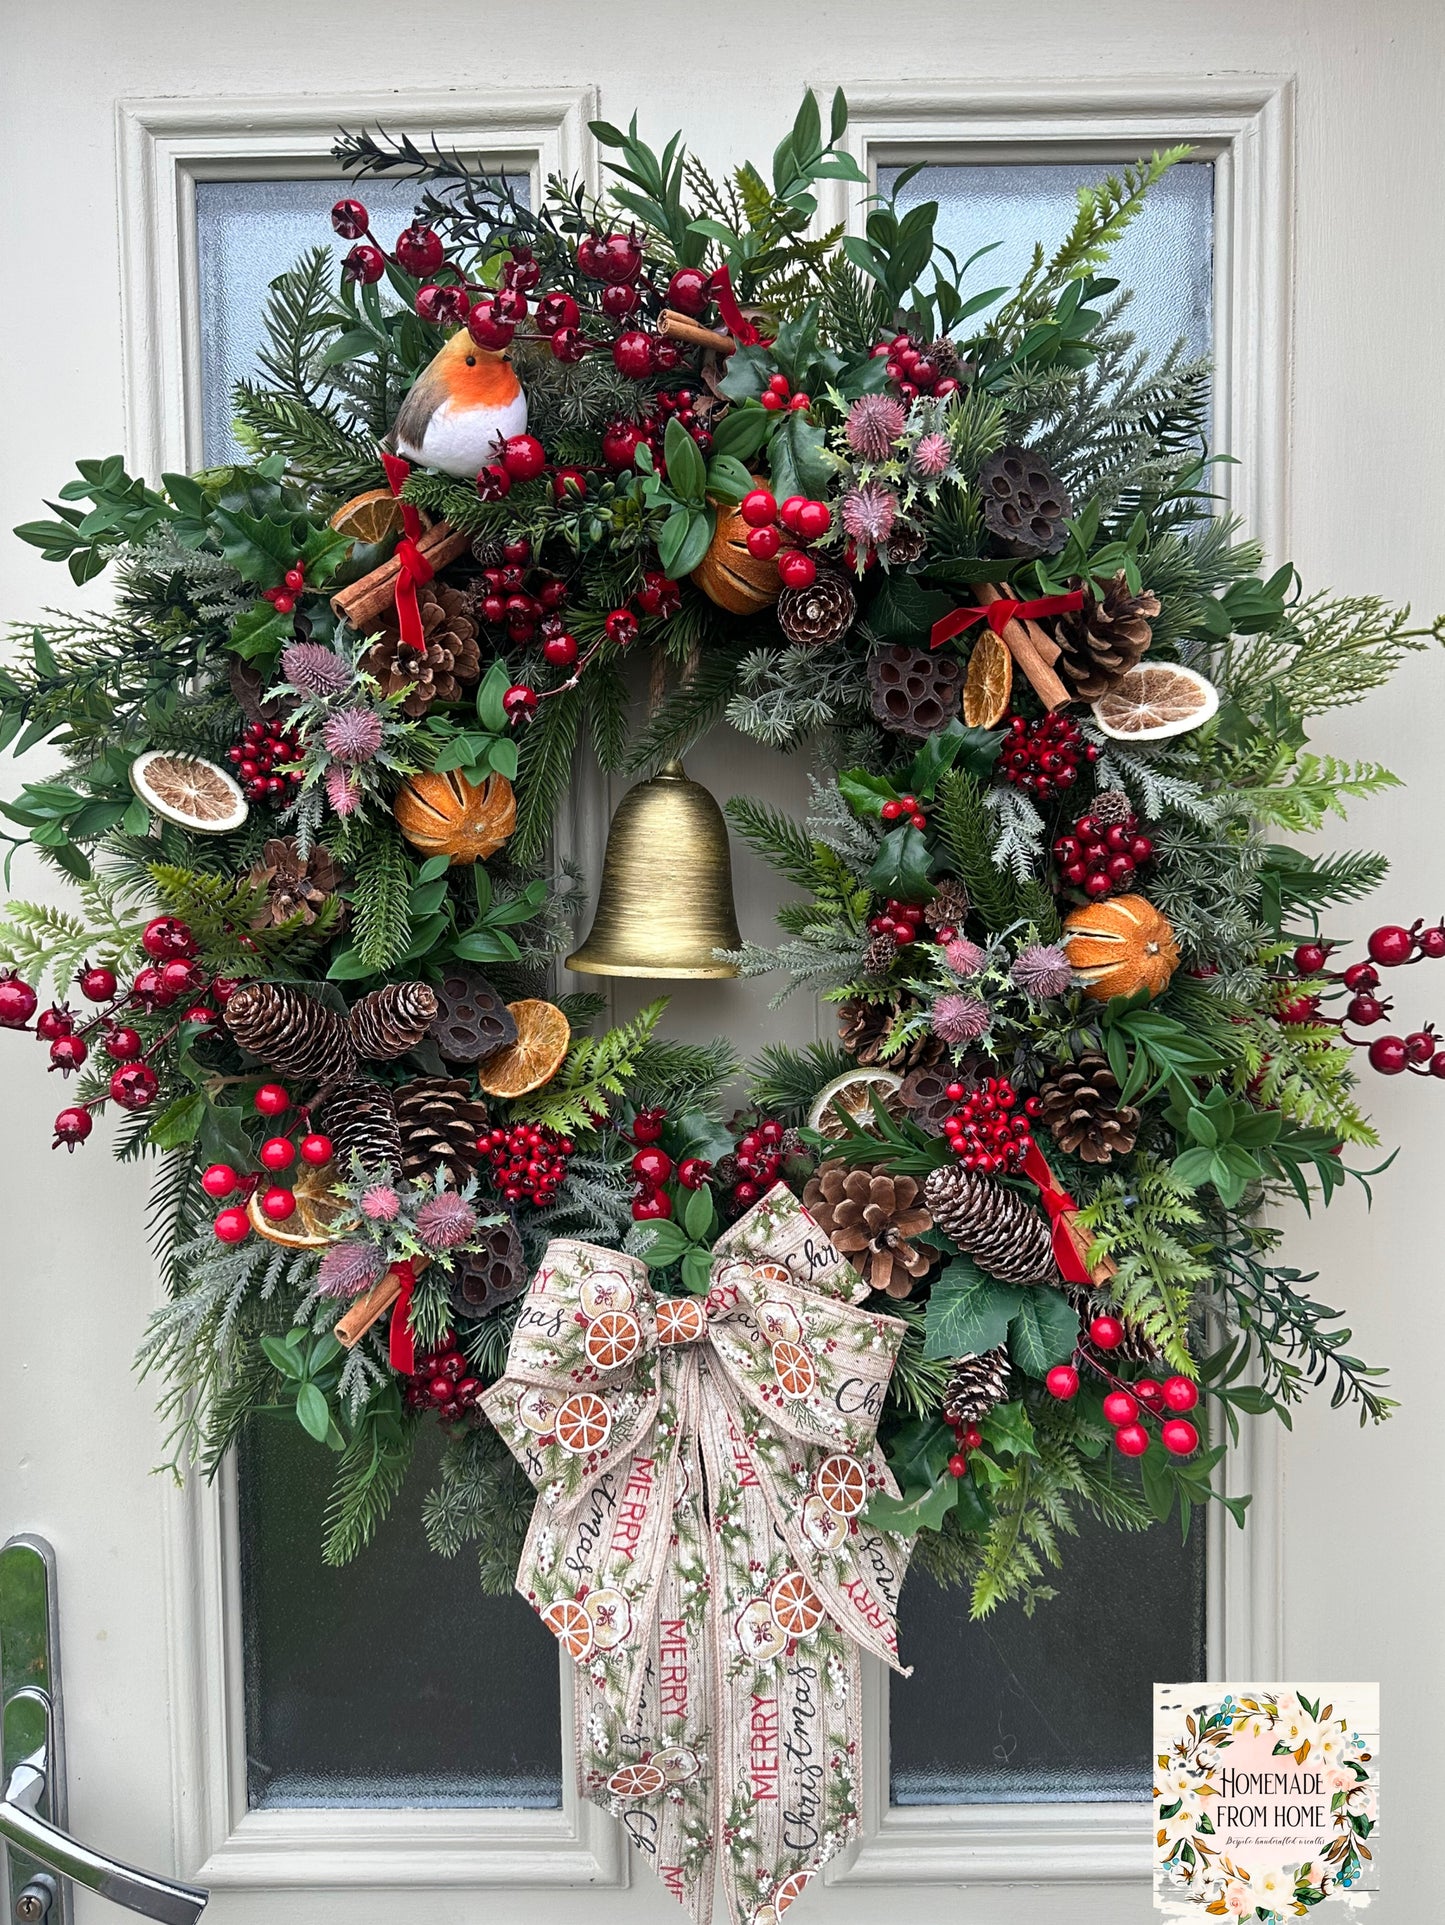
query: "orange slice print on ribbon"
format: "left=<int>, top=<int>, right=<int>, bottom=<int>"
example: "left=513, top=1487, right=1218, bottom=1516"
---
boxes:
left=516, top=1385, right=561, bottom=1436
left=542, top=1597, right=594, bottom=1659
left=580, top=1271, right=636, bottom=1318
left=654, top=1743, right=702, bottom=1784
left=606, top=1761, right=667, bottom=1799
left=584, top=1586, right=633, bottom=1650
left=554, top=1391, right=611, bottom=1455
left=752, top=1260, right=793, bottom=1289
left=775, top=1870, right=811, bottom=1914
left=815, top=1453, right=867, bottom=1519
left=584, top=1310, right=642, bottom=1371
left=771, top=1339, right=816, bottom=1399
left=801, top=1494, right=849, bottom=1553
left=735, top=1596, right=788, bottom=1659
left=656, top=1297, right=707, bottom=1346
left=757, top=1299, right=803, bottom=1345
left=769, top=1570, right=827, bottom=1639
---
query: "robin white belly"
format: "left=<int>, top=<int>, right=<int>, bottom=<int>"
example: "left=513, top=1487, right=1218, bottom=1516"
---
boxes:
left=393, top=390, right=529, bottom=479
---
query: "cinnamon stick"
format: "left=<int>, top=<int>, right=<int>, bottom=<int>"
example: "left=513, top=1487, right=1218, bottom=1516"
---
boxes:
left=978, top=582, right=1071, bottom=711
left=330, top=521, right=471, bottom=631
left=333, top=1269, right=403, bottom=1349
left=658, top=308, right=737, bottom=356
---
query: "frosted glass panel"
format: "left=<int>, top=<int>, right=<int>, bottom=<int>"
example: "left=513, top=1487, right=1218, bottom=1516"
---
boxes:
left=196, top=174, right=529, bottom=465
left=880, top=159, right=1214, bottom=367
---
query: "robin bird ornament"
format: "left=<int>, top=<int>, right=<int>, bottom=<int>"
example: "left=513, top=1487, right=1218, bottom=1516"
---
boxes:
left=383, top=331, right=528, bottom=478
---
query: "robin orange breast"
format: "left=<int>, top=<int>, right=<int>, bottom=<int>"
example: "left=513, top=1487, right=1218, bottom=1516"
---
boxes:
left=384, top=331, right=527, bottom=479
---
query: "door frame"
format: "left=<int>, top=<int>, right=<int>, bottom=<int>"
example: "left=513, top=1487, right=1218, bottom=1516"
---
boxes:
left=113, top=72, right=1291, bottom=1895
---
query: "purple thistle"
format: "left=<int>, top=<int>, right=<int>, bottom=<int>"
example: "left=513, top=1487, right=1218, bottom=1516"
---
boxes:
left=322, top=707, right=385, bottom=764
left=281, top=642, right=352, bottom=698
left=1011, top=943, right=1075, bottom=1000
left=317, top=1238, right=388, bottom=1299
left=324, top=764, right=361, bottom=817
left=840, top=482, right=899, bottom=548
left=415, top=1191, right=479, bottom=1253
left=360, top=1182, right=401, bottom=1222
left=942, top=936, right=987, bottom=978
left=845, top=393, right=907, bottom=463
left=930, top=993, right=991, bottom=1045
left=912, top=431, right=952, bottom=479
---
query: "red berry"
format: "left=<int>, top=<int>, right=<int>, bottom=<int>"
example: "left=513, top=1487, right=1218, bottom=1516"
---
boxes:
left=543, top=632, right=579, bottom=669
left=343, top=244, right=386, bottom=285
left=597, top=231, right=644, bottom=282
left=1347, top=993, right=1387, bottom=1025
left=631, top=1188, right=673, bottom=1221
left=793, top=500, right=831, bottom=541
left=740, top=489, right=778, bottom=528
left=1419, top=925, right=1445, bottom=959
left=632, top=1108, right=666, bottom=1144
left=498, top=433, right=546, bottom=481
left=181, top=1005, right=218, bottom=1028
left=271, top=592, right=296, bottom=616
left=535, top=290, right=580, bottom=334
left=777, top=550, right=817, bottom=589
left=330, top=198, right=369, bottom=239
left=415, top=282, right=470, bottom=327
left=666, top=267, right=710, bottom=316
left=202, top=1163, right=238, bottom=1199
left=1367, top=1034, right=1408, bottom=1074
left=746, top=524, right=782, bottom=560
left=631, top=1146, right=673, bottom=1185
left=601, top=281, right=639, bottom=318
left=213, top=1206, right=250, bottom=1244
left=1102, top=1390, right=1139, bottom=1427
left=1113, top=1422, right=1150, bottom=1458
left=493, top=285, right=529, bottom=322
left=394, top=224, right=443, bottom=275
left=601, top=418, right=644, bottom=469
left=1045, top=1364, right=1080, bottom=1399
left=109, top=1063, right=159, bottom=1110
left=1293, top=942, right=1329, bottom=974
left=260, top=1185, right=297, bottom=1222
left=502, top=685, right=539, bottom=725
left=1406, top=1028, right=1437, bottom=1063
left=1342, top=961, right=1379, bottom=991
left=552, top=467, right=588, bottom=501
left=1367, top=924, right=1413, bottom=966
left=1135, top=1378, right=1165, bottom=1410
left=142, top=915, right=195, bottom=960
left=254, top=1083, right=291, bottom=1117
left=76, top=963, right=118, bottom=1002
left=612, top=330, right=655, bottom=378
left=475, top=463, right=511, bottom=501
left=466, top=298, right=514, bottom=349
left=789, top=393, right=812, bottom=413
left=1161, top=1375, right=1199, bottom=1413
left=677, top=1156, right=712, bottom=1189
left=52, top=1106, right=94, bottom=1151
left=48, top=1034, right=87, bottom=1074
left=160, top=958, right=203, bottom=998
left=1088, top=1314, right=1125, bottom=1351
left=0, top=972, right=38, bottom=1027
left=759, top=390, right=785, bottom=411
left=1161, top=1418, right=1199, bottom=1456
left=284, top=566, right=306, bottom=593
left=104, top=1026, right=142, bottom=1062
left=35, top=1005, right=75, bottom=1041
left=260, top=1136, right=297, bottom=1172
left=605, top=608, right=640, bottom=647
left=947, top=1453, right=968, bottom=1478
left=778, top=496, right=807, bottom=532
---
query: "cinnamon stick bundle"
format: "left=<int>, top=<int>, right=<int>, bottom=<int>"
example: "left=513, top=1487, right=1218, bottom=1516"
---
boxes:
left=978, top=582, right=1071, bottom=711
left=330, top=521, right=470, bottom=631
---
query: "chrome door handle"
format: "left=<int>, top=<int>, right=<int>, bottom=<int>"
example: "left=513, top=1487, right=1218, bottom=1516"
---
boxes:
left=0, top=1750, right=206, bottom=1925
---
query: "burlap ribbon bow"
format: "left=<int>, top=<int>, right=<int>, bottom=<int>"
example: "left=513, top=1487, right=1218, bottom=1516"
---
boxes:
left=482, top=1183, right=913, bottom=1925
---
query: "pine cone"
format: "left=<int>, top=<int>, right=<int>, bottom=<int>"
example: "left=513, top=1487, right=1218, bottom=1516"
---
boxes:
left=428, top=968, right=517, bottom=1065
left=223, top=980, right=358, bottom=1086
left=395, top=1076, right=488, bottom=1185
left=450, top=1215, right=529, bottom=1319
left=314, top=1079, right=402, bottom=1177
left=1067, top=1288, right=1158, bottom=1364
left=1087, top=788, right=1135, bottom=828
left=923, top=879, right=970, bottom=932
left=349, top=982, right=439, bottom=1061
left=978, top=445, right=1073, bottom=556
left=1034, top=1052, right=1140, bottom=1164
left=777, top=569, right=857, bottom=646
left=802, top=1160, right=937, bottom=1298
left=867, top=644, right=964, bottom=737
left=942, top=1345, right=1011, bottom=1424
left=835, top=997, right=944, bottom=1071
left=360, top=582, right=481, bottom=717
left=863, top=930, right=899, bottom=978
left=884, top=525, right=928, bottom=570
left=899, top=1066, right=958, bottom=1136
left=1055, top=572, right=1160, bottom=700
left=246, top=838, right=341, bottom=929
left=922, top=1164, right=1059, bottom=1287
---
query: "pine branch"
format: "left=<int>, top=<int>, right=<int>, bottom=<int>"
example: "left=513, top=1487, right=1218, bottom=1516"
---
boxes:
left=509, top=998, right=667, bottom=1130
left=347, top=818, right=412, bottom=971
left=513, top=684, right=581, bottom=863
left=724, top=795, right=818, bottom=887
left=746, top=1040, right=856, bottom=1123
left=626, top=645, right=749, bottom=772
left=321, top=1403, right=418, bottom=1566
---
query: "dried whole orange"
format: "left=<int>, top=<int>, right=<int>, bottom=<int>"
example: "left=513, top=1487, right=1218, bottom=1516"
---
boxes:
left=247, top=1160, right=349, bottom=1249
left=476, top=999, right=570, bottom=1097
left=394, top=769, right=516, bottom=865
left=961, top=628, right=1013, bottom=727
left=1062, top=893, right=1180, bottom=1001
left=328, top=487, right=427, bottom=547
left=691, top=484, right=782, bottom=615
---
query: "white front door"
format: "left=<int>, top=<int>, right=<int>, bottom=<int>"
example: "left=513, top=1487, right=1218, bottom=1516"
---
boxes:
left=2, top=7, right=1441, bottom=1922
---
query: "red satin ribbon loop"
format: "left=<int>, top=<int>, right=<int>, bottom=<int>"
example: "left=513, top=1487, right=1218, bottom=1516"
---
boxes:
left=379, top=452, right=432, bottom=653
left=929, top=588, right=1085, bottom=650
left=710, top=265, right=773, bottom=348
left=1020, top=1140, right=1095, bottom=1287
left=389, top=1259, right=419, bottom=1374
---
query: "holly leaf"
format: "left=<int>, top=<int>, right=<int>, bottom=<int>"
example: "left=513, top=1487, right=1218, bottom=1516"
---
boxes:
left=883, top=1415, right=954, bottom=1490
left=979, top=1398, right=1038, bottom=1460
left=297, top=523, right=354, bottom=587
left=864, top=1477, right=958, bottom=1537
left=717, top=343, right=773, bottom=402
left=1007, top=1287, right=1080, bottom=1377
left=212, top=506, right=298, bottom=586
left=145, top=1090, right=207, bottom=1150
left=228, top=600, right=292, bottom=661
left=837, top=769, right=899, bottom=818
left=865, top=823, right=935, bottom=900
left=904, top=718, right=1005, bottom=794
left=923, top=1258, right=1024, bottom=1359
left=198, top=1100, right=254, bottom=1170
left=866, top=571, right=954, bottom=643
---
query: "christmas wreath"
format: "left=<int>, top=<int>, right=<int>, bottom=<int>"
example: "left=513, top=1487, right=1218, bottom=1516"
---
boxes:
left=2, top=93, right=1430, bottom=1626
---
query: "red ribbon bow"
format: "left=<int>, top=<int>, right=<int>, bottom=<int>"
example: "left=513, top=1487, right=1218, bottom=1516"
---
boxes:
left=929, top=588, right=1085, bottom=651
left=711, top=265, right=773, bottom=349
left=379, top=451, right=434, bottom=653
left=388, top=1258, right=420, bottom=1374
left=1019, top=1140, right=1099, bottom=1288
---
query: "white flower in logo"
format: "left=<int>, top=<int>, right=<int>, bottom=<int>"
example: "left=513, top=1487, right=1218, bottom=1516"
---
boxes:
left=1222, top=1882, right=1252, bottom=1915
left=1256, top=1866, right=1289, bottom=1901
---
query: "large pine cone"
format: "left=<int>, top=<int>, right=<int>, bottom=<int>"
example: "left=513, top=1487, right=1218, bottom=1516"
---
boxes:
left=923, top=1164, right=1059, bottom=1287
left=314, top=1078, right=402, bottom=1177
left=450, top=1215, right=528, bottom=1319
left=978, top=445, right=1073, bottom=556
left=1034, top=1052, right=1140, bottom=1164
left=835, top=998, right=944, bottom=1071
left=942, top=1345, right=1011, bottom=1424
left=1054, top=572, right=1160, bottom=700
left=428, top=967, right=517, bottom=1065
left=360, top=582, right=481, bottom=717
left=867, top=644, right=964, bottom=737
left=395, top=1076, right=488, bottom=1185
left=777, top=569, right=857, bottom=646
left=223, top=981, right=357, bottom=1086
left=349, top=981, right=439, bottom=1061
left=802, top=1160, right=937, bottom=1298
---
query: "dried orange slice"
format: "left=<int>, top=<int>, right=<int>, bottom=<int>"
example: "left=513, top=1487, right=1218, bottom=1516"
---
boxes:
left=247, top=1160, right=348, bottom=1249
left=771, top=1340, right=816, bottom=1399
left=129, top=750, right=248, bottom=834
left=585, top=1310, right=642, bottom=1371
left=656, top=1297, right=707, bottom=1346
left=775, top=1870, right=811, bottom=1914
left=476, top=1000, right=570, bottom=1098
left=734, top=1596, right=787, bottom=1659
left=962, top=627, right=1013, bottom=727
left=584, top=1586, right=633, bottom=1649
left=816, top=1453, right=867, bottom=1519
left=517, top=1386, right=562, bottom=1435
left=807, top=1068, right=905, bottom=1139
left=580, top=1272, right=635, bottom=1318
left=801, top=1494, right=848, bottom=1553
left=606, top=1761, right=666, bottom=1799
left=554, top=1391, right=611, bottom=1455
left=769, top=1570, right=826, bottom=1638
left=757, top=1300, right=803, bottom=1346
left=543, top=1597, right=594, bottom=1659
left=1091, top=661, right=1219, bottom=740
left=328, top=487, right=427, bottom=546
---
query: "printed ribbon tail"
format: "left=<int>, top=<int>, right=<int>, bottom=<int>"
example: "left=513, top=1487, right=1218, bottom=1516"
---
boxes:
left=387, top=1259, right=419, bottom=1373
left=379, top=451, right=435, bottom=652
left=1020, top=1140, right=1102, bottom=1287
left=929, top=587, right=1086, bottom=650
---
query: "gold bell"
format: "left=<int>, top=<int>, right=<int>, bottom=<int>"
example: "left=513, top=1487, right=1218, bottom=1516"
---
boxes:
left=566, top=760, right=742, bottom=979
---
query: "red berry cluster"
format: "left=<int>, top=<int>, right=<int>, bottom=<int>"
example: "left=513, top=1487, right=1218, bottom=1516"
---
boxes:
left=998, top=713, right=1098, bottom=799
left=603, top=388, right=715, bottom=474
left=603, top=569, right=682, bottom=654
left=866, top=896, right=932, bottom=945
left=726, top=1116, right=792, bottom=1211
left=473, top=536, right=571, bottom=643
left=1290, top=921, right=1445, bottom=1078
left=738, top=486, right=831, bottom=588
left=1052, top=807, right=1155, bottom=899
left=404, top=1334, right=484, bottom=1421
left=1045, top=1325, right=1201, bottom=1459
left=942, top=1076, right=1039, bottom=1173
left=478, top=1121, right=574, bottom=1207
left=259, top=560, right=308, bottom=618
left=226, top=718, right=304, bottom=806
left=946, top=1419, right=983, bottom=1480
left=757, top=370, right=814, bottom=417
left=207, top=1089, right=331, bottom=1243
left=869, top=330, right=961, bottom=402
